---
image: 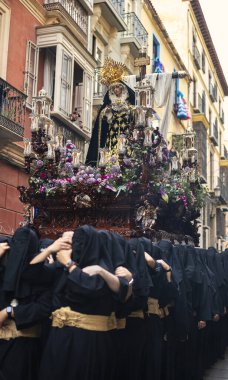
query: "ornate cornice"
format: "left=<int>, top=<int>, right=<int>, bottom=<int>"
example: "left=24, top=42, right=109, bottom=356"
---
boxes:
left=0, top=142, right=25, bottom=168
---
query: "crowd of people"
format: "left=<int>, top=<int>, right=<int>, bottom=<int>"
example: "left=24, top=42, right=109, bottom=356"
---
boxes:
left=0, top=225, right=228, bottom=380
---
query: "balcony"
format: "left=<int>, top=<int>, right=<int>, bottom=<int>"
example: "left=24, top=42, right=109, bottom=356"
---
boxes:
left=44, top=0, right=89, bottom=39
left=210, top=120, right=218, bottom=146
left=121, top=13, right=148, bottom=57
left=209, top=82, right=217, bottom=102
left=0, top=78, right=26, bottom=142
left=93, top=0, right=126, bottom=31
left=193, top=44, right=201, bottom=70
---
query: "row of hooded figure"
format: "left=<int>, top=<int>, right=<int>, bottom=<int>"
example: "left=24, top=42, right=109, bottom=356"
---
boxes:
left=0, top=225, right=228, bottom=380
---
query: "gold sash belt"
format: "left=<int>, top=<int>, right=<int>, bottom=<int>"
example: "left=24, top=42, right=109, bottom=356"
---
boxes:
left=147, top=298, right=161, bottom=316
left=52, top=307, right=117, bottom=332
left=160, top=306, right=169, bottom=319
left=147, top=298, right=169, bottom=318
left=0, top=320, right=41, bottom=341
left=116, top=318, right=126, bottom=330
left=128, top=310, right=144, bottom=319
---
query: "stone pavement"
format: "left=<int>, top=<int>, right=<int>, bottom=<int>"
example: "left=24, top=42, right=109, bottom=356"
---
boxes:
left=205, top=352, right=228, bottom=379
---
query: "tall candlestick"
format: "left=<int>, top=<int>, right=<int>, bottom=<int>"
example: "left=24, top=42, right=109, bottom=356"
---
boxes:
left=147, top=116, right=153, bottom=129
left=47, top=141, right=55, bottom=159
left=99, top=148, right=108, bottom=167
left=118, top=134, right=126, bottom=154
left=144, top=128, right=153, bottom=147
left=133, top=129, right=138, bottom=141
left=56, top=134, right=63, bottom=149
left=23, top=138, right=32, bottom=157
left=72, top=149, right=81, bottom=168
left=31, top=116, right=39, bottom=132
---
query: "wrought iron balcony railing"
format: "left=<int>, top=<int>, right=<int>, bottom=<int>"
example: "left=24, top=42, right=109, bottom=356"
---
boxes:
left=44, top=0, right=88, bottom=35
left=112, top=0, right=124, bottom=15
left=122, top=12, right=148, bottom=47
left=193, top=44, right=201, bottom=69
left=0, top=78, right=26, bottom=140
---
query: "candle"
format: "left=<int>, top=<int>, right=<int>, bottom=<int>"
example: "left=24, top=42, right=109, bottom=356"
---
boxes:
left=136, top=108, right=146, bottom=125
left=99, top=148, right=108, bottom=167
left=147, top=116, right=153, bottom=129
left=133, top=129, right=138, bottom=140
left=47, top=141, right=55, bottom=159
left=72, top=149, right=81, bottom=168
left=56, top=134, right=63, bottom=149
left=144, top=128, right=153, bottom=147
left=23, top=138, right=32, bottom=157
left=31, top=116, right=39, bottom=132
left=48, top=123, right=54, bottom=139
left=118, top=134, right=126, bottom=154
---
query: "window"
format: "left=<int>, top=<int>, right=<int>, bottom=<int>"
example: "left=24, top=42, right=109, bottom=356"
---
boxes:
left=173, top=69, right=180, bottom=103
left=92, top=35, right=96, bottom=59
left=202, top=51, right=206, bottom=73
left=83, top=72, right=92, bottom=133
left=0, top=2, right=10, bottom=79
left=24, top=41, right=39, bottom=106
left=43, top=47, right=56, bottom=102
left=192, top=33, right=196, bottom=51
left=60, top=51, right=72, bottom=115
left=209, top=71, right=212, bottom=89
left=94, top=47, right=103, bottom=96
left=209, top=108, right=212, bottom=128
left=210, top=152, right=214, bottom=190
left=214, top=84, right=218, bottom=101
left=193, top=76, right=197, bottom=107
left=152, top=34, right=160, bottom=72
left=202, top=90, right=206, bottom=113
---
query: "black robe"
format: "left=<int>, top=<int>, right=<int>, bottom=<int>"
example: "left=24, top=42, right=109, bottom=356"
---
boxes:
left=39, top=226, right=129, bottom=380
left=0, top=228, right=52, bottom=380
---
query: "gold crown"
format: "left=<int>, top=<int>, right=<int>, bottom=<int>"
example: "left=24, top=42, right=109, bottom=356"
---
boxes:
left=100, top=58, right=127, bottom=86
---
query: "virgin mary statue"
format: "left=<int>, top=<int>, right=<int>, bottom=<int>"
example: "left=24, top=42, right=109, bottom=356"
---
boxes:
left=86, top=58, right=135, bottom=166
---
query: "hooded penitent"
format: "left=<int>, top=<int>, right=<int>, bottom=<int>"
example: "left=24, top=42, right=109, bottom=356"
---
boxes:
left=3, top=227, right=40, bottom=299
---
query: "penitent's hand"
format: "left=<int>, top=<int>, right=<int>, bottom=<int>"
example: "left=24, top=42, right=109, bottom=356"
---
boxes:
left=115, top=266, right=132, bottom=282
left=0, top=242, right=10, bottom=259
left=82, top=265, right=103, bottom=276
left=56, top=249, right=72, bottom=266
left=49, top=237, right=72, bottom=254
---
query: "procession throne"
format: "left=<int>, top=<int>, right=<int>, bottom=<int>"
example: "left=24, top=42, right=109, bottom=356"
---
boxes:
left=18, top=55, right=202, bottom=245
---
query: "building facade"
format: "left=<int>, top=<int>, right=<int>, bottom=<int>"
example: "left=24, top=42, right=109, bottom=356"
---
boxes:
left=151, top=0, right=228, bottom=250
left=0, top=0, right=96, bottom=235
left=1, top=0, right=227, bottom=248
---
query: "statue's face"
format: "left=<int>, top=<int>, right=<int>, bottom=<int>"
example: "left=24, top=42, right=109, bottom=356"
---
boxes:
left=112, top=84, right=123, bottom=97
